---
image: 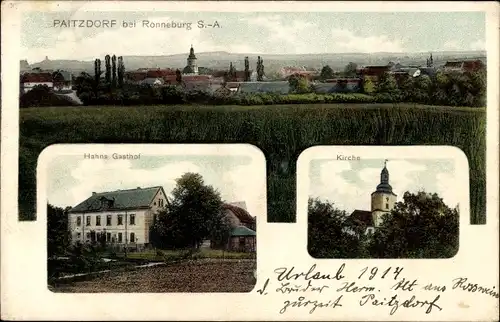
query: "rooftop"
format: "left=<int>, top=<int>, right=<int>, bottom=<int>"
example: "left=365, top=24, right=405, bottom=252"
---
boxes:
left=69, top=186, right=167, bottom=213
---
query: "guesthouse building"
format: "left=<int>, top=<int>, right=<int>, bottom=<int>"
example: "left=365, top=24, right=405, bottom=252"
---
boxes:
left=68, top=186, right=169, bottom=250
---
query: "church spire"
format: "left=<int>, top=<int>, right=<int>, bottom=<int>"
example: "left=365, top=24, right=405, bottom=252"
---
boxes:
left=375, top=160, right=393, bottom=193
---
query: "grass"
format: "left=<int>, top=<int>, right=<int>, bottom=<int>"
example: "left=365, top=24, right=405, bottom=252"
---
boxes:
left=116, top=248, right=256, bottom=261
left=19, top=103, right=486, bottom=224
left=49, top=259, right=257, bottom=292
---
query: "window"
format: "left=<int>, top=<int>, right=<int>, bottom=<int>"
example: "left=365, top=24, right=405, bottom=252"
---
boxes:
left=106, top=215, right=112, bottom=226
left=130, top=214, right=136, bottom=225
left=239, top=237, right=245, bottom=247
left=106, top=232, right=111, bottom=242
left=86, top=216, right=91, bottom=226
left=118, top=232, right=123, bottom=242
left=158, top=198, right=164, bottom=207
left=76, top=216, right=81, bottom=226
left=130, top=232, right=135, bottom=243
left=118, top=215, right=123, bottom=225
left=86, top=232, right=91, bottom=240
left=96, top=216, right=101, bottom=226
left=385, top=203, right=389, bottom=209
left=77, top=232, right=81, bottom=239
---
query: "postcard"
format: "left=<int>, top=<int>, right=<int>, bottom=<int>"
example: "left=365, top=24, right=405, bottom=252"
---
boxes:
left=1, top=1, right=499, bottom=321
left=40, top=144, right=264, bottom=293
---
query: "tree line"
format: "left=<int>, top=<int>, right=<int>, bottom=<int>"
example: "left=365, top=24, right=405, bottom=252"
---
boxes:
left=308, top=191, right=459, bottom=259
left=290, top=63, right=486, bottom=107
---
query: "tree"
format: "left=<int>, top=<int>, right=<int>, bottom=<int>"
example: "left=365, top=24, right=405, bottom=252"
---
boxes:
left=150, top=172, right=231, bottom=249
left=467, top=69, right=486, bottom=107
left=229, top=62, right=236, bottom=82
left=320, top=65, right=334, bottom=80
left=412, top=75, right=432, bottom=103
left=117, top=56, right=125, bottom=88
left=104, top=54, right=111, bottom=84
left=376, top=72, right=401, bottom=101
left=344, top=62, right=358, bottom=77
left=175, top=69, right=182, bottom=84
left=47, top=203, right=70, bottom=258
left=368, top=191, right=459, bottom=258
left=288, top=74, right=311, bottom=94
left=244, top=56, right=250, bottom=82
left=362, top=76, right=376, bottom=94
left=111, top=55, right=117, bottom=88
left=308, top=198, right=368, bottom=258
left=256, top=56, right=265, bottom=81
left=94, top=59, right=101, bottom=91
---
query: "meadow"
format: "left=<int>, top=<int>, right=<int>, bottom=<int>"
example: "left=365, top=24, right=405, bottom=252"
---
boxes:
left=19, top=103, right=486, bottom=223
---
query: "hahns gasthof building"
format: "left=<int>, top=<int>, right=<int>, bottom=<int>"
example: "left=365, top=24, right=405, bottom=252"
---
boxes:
left=68, top=186, right=168, bottom=250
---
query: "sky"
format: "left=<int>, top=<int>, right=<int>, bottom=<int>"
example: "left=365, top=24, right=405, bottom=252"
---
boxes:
left=46, top=154, right=266, bottom=218
left=20, top=10, right=486, bottom=63
left=309, top=158, right=458, bottom=214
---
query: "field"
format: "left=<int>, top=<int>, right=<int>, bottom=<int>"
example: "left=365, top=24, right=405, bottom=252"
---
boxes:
left=50, top=259, right=257, bottom=293
left=19, top=103, right=486, bottom=223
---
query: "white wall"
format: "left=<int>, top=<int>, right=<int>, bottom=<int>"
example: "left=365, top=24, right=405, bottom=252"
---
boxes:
left=69, top=209, right=149, bottom=244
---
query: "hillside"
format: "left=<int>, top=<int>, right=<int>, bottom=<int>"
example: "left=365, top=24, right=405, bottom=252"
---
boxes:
left=24, top=50, right=487, bottom=74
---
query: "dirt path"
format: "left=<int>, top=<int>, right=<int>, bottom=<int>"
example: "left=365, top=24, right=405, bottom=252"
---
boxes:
left=50, top=259, right=257, bottom=293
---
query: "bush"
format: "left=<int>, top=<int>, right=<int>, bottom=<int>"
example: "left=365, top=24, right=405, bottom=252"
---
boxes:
left=20, top=85, right=76, bottom=108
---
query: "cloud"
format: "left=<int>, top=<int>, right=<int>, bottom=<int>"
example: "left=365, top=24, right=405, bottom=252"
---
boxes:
left=243, top=15, right=405, bottom=54
left=310, top=160, right=427, bottom=214
left=48, top=157, right=265, bottom=218
left=219, top=163, right=266, bottom=218
left=469, top=39, right=485, bottom=51
left=443, top=40, right=460, bottom=51
left=435, top=172, right=459, bottom=209
left=55, top=159, right=201, bottom=208
left=330, top=28, right=406, bottom=53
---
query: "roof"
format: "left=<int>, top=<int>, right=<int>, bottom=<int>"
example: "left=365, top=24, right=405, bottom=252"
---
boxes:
left=183, top=66, right=196, bottom=74
left=350, top=210, right=374, bottom=226
left=313, top=83, right=337, bottom=94
left=237, top=81, right=290, bottom=94
left=231, top=226, right=256, bottom=237
left=223, top=203, right=255, bottom=224
left=125, top=71, right=148, bottom=82
left=212, top=70, right=227, bottom=78
left=444, top=61, right=463, bottom=68
left=69, top=186, right=167, bottom=213
left=146, top=69, right=176, bottom=78
left=21, top=72, right=53, bottom=83
left=183, top=81, right=212, bottom=92
left=361, top=66, right=390, bottom=76
left=228, top=201, right=247, bottom=211
left=183, top=75, right=212, bottom=81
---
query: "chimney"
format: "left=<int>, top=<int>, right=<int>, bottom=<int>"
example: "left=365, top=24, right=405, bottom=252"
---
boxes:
left=92, top=192, right=96, bottom=195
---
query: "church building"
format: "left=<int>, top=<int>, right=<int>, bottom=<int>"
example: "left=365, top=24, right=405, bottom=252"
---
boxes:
left=182, top=45, right=199, bottom=75
left=350, top=160, right=397, bottom=234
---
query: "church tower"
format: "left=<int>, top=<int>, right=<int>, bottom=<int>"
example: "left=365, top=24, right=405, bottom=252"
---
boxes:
left=370, top=160, right=397, bottom=227
left=183, top=45, right=198, bottom=75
